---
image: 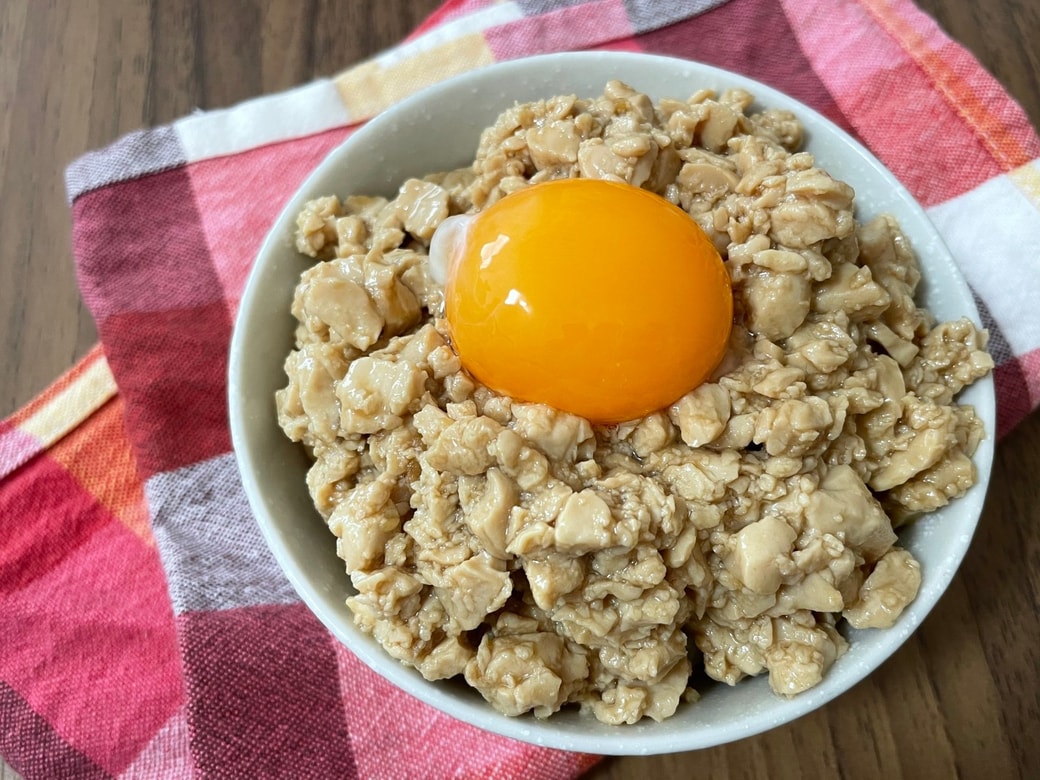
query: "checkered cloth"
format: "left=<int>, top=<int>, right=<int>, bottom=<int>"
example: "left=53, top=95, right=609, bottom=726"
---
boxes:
left=2, top=0, right=1038, bottom=777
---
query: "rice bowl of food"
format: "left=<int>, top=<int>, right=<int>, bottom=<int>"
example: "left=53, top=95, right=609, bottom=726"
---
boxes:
left=227, top=51, right=995, bottom=754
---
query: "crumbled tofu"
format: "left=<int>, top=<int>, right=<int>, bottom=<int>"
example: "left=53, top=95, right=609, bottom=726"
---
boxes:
left=844, top=548, right=922, bottom=628
left=278, top=81, right=991, bottom=725
left=727, top=514, right=797, bottom=594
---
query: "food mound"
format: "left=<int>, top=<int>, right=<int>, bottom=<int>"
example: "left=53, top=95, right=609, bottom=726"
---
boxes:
left=276, top=81, right=992, bottom=725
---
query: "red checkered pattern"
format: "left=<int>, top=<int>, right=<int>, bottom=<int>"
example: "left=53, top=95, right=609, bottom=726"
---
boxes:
left=2, top=0, right=1039, bottom=777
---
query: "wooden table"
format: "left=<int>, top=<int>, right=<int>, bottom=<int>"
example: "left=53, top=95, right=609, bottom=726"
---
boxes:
left=2, top=1, right=1037, bottom=778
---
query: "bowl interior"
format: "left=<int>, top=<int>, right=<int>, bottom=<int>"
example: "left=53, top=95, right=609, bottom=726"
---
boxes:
left=228, top=51, right=996, bottom=755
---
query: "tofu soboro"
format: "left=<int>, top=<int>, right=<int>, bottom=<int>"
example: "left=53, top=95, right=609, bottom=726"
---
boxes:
left=276, top=81, right=993, bottom=725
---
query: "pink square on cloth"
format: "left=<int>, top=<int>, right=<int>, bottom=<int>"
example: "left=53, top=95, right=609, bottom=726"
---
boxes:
left=0, top=458, right=182, bottom=775
left=485, top=0, right=634, bottom=59
left=97, top=301, right=234, bottom=478
left=186, top=126, right=354, bottom=307
left=177, top=604, right=357, bottom=779
left=71, top=166, right=224, bottom=324
left=777, top=0, right=1039, bottom=205
left=838, top=57, right=1006, bottom=206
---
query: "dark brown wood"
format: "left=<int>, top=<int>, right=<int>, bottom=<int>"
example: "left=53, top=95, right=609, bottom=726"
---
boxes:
left=0, top=0, right=442, bottom=417
left=2, top=1, right=1037, bottom=778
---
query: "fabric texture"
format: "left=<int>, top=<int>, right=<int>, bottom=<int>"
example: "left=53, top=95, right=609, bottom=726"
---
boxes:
left=3, top=0, right=1039, bottom=777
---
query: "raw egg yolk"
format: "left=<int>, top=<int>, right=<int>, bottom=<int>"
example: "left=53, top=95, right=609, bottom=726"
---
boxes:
left=432, top=178, right=733, bottom=424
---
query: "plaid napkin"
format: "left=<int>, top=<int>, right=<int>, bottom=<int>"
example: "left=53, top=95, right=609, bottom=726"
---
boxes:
left=3, top=0, right=1039, bottom=777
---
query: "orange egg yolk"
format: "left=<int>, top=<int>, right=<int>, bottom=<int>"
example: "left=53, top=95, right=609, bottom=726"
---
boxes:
left=435, top=178, right=733, bottom=424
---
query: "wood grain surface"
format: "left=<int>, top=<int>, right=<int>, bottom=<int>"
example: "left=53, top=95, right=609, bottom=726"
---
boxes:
left=1, top=1, right=1037, bottom=778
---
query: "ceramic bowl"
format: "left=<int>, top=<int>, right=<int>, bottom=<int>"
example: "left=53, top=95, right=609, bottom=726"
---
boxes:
left=228, top=51, right=995, bottom=755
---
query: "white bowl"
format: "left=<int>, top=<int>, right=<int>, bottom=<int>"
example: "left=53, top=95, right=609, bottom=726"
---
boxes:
left=228, top=52, right=995, bottom=755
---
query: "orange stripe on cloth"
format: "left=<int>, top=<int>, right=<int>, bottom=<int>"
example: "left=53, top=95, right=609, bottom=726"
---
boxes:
left=1009, top=160, right=1040, bottom=213
left=859, top=0, right=1037, bottom=171
left=10, top=345, right=117, bottom=447
left=48, top=394, right=152, bottom=545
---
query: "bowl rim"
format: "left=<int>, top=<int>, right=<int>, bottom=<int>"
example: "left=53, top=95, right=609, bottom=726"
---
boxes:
left=228, top=50, right=996, bottom=755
